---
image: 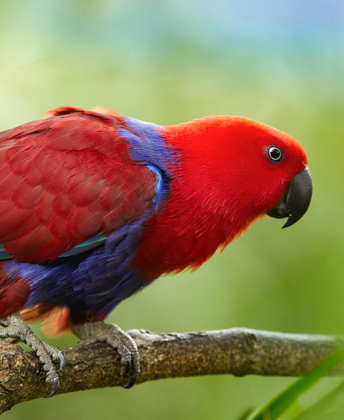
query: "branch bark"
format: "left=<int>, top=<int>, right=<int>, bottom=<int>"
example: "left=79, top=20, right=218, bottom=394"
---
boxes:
left=0, top=328, right=343, bottom=414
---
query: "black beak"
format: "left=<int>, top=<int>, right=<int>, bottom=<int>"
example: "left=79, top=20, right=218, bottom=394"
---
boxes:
left=266, top=167, right=313, bottom=228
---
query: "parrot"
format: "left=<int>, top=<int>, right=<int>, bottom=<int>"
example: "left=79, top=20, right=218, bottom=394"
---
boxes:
left=0, top=106, right=312, bottom=397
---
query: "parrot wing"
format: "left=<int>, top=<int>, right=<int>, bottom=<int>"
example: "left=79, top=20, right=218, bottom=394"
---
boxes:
left=0, top=107, right=159, bottom=263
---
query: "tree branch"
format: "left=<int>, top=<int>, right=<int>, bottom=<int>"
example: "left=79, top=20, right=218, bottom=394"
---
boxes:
left=0, top=328, right=343, bottom=414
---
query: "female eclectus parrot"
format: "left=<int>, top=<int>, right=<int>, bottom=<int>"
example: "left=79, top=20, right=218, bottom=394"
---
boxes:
left=0, top=106, right=312, bottom=396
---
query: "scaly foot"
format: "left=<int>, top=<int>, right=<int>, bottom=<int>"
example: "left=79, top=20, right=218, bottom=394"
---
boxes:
left=0, top=313, right=65, bottom=398
left=72, top=321, right=140, bottom=388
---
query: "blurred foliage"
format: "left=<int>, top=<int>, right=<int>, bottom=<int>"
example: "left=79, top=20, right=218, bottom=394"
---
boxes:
left=0, top=1, right=343, bottom=419
left=247, top=349, right=344, bottom=420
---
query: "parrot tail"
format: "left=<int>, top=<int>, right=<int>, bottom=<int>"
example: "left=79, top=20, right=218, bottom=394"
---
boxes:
left=0, top=267, right=30, bottom=318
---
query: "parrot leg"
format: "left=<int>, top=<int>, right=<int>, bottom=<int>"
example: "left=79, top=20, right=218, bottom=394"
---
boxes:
left=0, top=313, right=66, bottom=398
left=72, top=321, right=140, bottom=388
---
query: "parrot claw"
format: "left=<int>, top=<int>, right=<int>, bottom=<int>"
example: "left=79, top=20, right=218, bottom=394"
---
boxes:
left=45, top=378, right=59, bottom=398
left=58, top=352, right=66, bottom=371
left=42, top=342, right=66, bottom=371
left=122, top=359, right=132, bottom=377
left=72, top=321, right=140, bottom=388
left=122, top=375, right=137, bottom=389
left=0, top=313, right=65, bottom=397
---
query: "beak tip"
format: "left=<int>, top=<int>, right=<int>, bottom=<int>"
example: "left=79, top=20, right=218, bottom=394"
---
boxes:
left=281, top=219, right=291, bottom=229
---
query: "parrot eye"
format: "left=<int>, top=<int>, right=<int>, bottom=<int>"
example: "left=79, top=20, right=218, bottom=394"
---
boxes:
left=267, top=146, right=283, bottom=162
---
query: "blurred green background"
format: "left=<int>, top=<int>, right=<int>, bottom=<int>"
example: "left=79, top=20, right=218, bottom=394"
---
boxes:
left=0, top=1, right=343, bottom=419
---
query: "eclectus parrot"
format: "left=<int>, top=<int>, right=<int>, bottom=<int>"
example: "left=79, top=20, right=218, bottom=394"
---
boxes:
left=0, top=106, right=312, bottom=396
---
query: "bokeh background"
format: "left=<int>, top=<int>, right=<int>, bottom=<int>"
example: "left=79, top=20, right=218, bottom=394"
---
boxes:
left=0, top=1, right=343, bottom=419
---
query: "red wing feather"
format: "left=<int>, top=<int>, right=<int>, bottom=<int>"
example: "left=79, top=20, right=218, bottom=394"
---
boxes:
left=0, top=107, right=157, bottom=262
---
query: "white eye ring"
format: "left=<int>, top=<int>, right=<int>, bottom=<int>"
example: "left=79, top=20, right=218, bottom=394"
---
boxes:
left=267, top=146, right=283, bottom=162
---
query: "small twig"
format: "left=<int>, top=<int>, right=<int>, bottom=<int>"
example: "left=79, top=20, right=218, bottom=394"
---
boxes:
left=0, top=328, right=343, bottom=414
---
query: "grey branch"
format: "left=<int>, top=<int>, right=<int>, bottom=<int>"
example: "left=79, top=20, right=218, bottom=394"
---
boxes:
left=0, top=328, right=343, bottom=414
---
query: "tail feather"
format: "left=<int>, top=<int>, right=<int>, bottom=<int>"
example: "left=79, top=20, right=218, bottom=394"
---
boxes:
left=21, top=304, right=72, bottom=337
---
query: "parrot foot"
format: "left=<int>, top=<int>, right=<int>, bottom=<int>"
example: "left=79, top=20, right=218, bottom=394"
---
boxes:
left=72, top=321, right=140, bottom=389
left=0, top=313, right=65, bottom=398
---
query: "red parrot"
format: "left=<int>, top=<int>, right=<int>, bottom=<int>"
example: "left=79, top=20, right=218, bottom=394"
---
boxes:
left=0, top=106, right=312, bottom=396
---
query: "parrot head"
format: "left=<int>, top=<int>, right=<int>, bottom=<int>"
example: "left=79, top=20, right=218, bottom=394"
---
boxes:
left=167, top=116, right=312, bottom=232
left=219, top=116, right=313, bottom=229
